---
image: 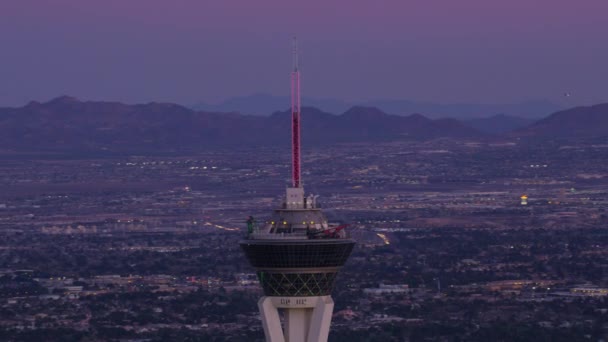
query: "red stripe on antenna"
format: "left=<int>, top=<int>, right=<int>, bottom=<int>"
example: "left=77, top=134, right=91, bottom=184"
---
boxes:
left=291, top=38, right=302, bottom=188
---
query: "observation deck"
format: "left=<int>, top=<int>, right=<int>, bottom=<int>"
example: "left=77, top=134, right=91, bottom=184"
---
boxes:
left=240, top=188, right=355, bottom=297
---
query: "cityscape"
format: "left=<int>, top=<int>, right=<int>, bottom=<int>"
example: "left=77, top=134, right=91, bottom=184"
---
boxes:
left=2, top=1, right=608, bottom=341
left=0, top=135, right=607, bottom=340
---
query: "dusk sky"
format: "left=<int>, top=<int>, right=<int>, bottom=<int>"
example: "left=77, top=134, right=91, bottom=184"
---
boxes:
left=1, top=0, right=606, bottom=107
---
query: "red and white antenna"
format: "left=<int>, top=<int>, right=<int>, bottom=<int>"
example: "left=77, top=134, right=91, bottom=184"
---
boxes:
left=291, top=37, right=302, bottom=188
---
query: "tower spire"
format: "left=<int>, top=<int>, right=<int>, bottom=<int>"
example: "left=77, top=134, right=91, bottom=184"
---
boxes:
left=291, top=37, right=302, bottom=188
left=293, top=36, right=299, bottom=71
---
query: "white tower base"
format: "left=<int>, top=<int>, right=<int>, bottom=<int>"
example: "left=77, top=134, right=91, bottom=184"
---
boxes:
left=258, top=296, right=334, bottom=342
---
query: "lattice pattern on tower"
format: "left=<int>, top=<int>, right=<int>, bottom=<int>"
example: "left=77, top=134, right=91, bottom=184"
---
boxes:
left=258, top=272, right=338, bottom=297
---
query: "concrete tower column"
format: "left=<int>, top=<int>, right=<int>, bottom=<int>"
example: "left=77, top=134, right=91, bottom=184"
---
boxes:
left=258, top=296, right=334, bottom=342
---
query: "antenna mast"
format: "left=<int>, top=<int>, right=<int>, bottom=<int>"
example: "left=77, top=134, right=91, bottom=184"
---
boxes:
left=291, top=37, right=302, bottom=188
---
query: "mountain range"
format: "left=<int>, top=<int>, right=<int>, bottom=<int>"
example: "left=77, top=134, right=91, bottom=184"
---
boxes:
left=514, top=103, right=608, bottom=138
left=0, top=96, right=606, bottom=154
left=193, top=93, right=562, bottom=119
left=465, top=114, right=535, bottom=134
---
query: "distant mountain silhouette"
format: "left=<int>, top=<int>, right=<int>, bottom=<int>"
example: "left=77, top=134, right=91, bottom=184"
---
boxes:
left=464, top=114, right=535, bottom=134
left=0, top=97, right=482, bottom=153
left=513, top=103, right=608, bottom=138
left=192, top=93, right=351, bottom=116
left=0, top=96, right=257, bottom=153
left=363, top=99, right=560, bottom=119
left=192, top=93, right=562, bottom=119
left=273, top=106, right=481, bottom=143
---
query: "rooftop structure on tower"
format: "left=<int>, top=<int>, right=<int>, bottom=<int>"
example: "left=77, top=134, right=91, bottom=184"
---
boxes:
left=239, top=38, right=355, bottom=342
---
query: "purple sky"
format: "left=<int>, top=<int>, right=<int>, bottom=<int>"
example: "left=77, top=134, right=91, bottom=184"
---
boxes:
left=1, top=0, right=607, bottom=107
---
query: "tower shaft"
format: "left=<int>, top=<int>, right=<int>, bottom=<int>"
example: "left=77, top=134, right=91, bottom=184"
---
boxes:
left=259, top=296, right=334, bottom=342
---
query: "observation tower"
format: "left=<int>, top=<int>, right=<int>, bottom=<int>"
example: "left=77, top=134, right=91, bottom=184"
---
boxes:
left=239, top=39, right=355, bottom=342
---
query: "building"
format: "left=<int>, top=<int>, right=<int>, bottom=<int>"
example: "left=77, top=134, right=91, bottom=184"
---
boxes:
left=239, top=39, right=355, bottom=342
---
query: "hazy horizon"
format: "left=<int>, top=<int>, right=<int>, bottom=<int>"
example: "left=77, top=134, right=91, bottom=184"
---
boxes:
left=1, top=0, right=607, bottom=108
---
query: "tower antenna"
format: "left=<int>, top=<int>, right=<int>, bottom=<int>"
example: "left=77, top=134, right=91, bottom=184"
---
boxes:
left=291, top=37, right=302, bottom=188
